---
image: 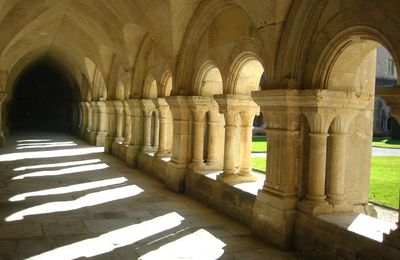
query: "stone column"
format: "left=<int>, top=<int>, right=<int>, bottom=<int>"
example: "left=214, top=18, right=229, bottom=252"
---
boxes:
left=239, top=111, right=257, bottom=179
left=79, top=102, right=88, bottom=139
left=85, top=102, right=92, bottom=142
left=124, top=99, right=143, bottom=167
left=0, top=92, right=6, bottom=146
left=104, top=101, right=116, bottom=153
left=89, top=101, right=98, bottom=145
left=206, top=110, right=221, bottom=168
left=155, top=98, right=171, bottom=157
left=214, top=94, right=259, bottom=184
left=141, top=99, right=156, bottom=153
left=113, top=100, right=124, bottom=143
left=219, top=111, right=238, bottom=179
left=165, top=96, right=192, bottom=192
left=297, top=109, right=336, bottom=214
left=189, top=109, right=206, bottom=170
left=307, top=132, right=329, bottom=202
left=142, top=113, right=152, bottom=151
left=123, top=100, right=132, bottom=145
left=326, top=112, right=355, bottom=211
left=251, top=89, right=302, bottom=249
left=96, top=101, right=107, bottom=146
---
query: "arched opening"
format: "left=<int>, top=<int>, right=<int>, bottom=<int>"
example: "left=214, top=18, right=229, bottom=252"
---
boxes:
left=319, top=38, right=399, bottom=221
left=229, top=56, right=265, bottom=177
left=195, top=62, right=223, bottom=96
left=144, top=78, right=158, bottom=99
left=8, top=59, right=74, bottom=132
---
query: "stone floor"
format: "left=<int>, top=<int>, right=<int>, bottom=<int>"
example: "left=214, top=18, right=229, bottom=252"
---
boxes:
left=0, top=132, right=302, bottom=260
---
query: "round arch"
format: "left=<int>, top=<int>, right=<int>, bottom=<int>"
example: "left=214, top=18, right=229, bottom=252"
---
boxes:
left=312, top=27, right=399, bottom=92
left=227, top=52, right=265, bottom=95
left=194, top=61, right=223, bottom=96
left=143, top=75, right=158, bottom=99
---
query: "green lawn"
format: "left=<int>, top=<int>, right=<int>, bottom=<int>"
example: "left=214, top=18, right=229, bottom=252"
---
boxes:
left=372, top=138, right=400, bottom=149
left=369, top=156, right=400, bottom=208
left=252, top=136, right=267, bottom=152
left=251, top=157, right=267, bottom=172
left=251, top=155, right=400, bottom=208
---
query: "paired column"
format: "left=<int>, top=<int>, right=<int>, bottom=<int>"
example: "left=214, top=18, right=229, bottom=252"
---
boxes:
left=96, top=101, right=108, bottom=146
left=214, top=94, right=260, bottom=183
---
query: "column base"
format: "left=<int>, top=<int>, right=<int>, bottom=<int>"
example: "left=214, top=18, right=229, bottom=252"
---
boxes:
left=114, top=136, right=124, bottom=143
left=155, top=151, right=171, bottom=158
left=217, top=172, right=258, bottom=185
left=189, top=161, right=206, bottom=171
left=96, top=132, right=107, bottom=147
left=141, top=145, right=155, bottom=153
left=252, top=190, right=296, bottom=250
left=297, top=199, right=333, bottom=215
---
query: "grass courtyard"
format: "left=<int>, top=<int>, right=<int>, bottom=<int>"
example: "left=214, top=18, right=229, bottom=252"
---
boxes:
left=251, top=136, right=400, bottom=208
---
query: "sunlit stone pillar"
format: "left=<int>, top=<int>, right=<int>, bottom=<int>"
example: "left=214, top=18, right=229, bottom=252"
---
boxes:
left=189, top=109, right=206, bottom=170
left=206, top=110, right=221, bottom=168
left=140, top=99, right=156, bottom=153
left=113, top=100, right=124, bottom=143
left=326, top=112, right=356, bottom=211
left=219, top=111, right=237, bottom=179
left=165, top=96, right=192, bottom=191
left=251, top=89, right=302, bottom=249
left=239, top=111, right=257, bottom=179
left=298, top=109, right=335, bottom=214
left=215, top=94, right=259, bottom=184
left=155, top=98, right=171, bottom=158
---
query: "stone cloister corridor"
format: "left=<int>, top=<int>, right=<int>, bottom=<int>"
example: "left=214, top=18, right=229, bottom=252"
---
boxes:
left=0, top=132, right=300, bottom=259
left=0, top=0, right=400, bottom=259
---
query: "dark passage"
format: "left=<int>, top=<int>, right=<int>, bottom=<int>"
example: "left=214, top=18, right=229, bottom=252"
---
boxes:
left=8, top=59, right=74, bottom=131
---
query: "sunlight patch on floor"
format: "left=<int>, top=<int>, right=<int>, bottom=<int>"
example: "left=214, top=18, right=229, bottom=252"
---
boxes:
left=28, top=212, right=184, bottom=260
left=5, top=184, right=143, bottom=221
left=16, top=139, right=52, bottom=143
left=0, top=147, right=104, bottom=162
left=12, top=163, right=109, bottom=180
left=16, top=141, right=77, bottom=149
left=139, top=229, right=225, bottom=260
left=9, top=177, right=128, bottom=201
left=13, top=159, right=101, bottom=171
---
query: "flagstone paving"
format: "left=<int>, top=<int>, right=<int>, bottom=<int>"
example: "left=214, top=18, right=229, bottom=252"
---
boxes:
left=0, top=132, right=302, bottom=260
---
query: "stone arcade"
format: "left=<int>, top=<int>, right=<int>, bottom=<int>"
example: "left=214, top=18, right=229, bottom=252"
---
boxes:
left=0, top=0, right=399, bottom=259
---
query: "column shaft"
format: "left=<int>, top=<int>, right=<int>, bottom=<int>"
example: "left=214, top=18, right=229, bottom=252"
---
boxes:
left=206, top=121, right=219, bottom=165
left=222, top=124, right=237, bottom=175
left=306, top=133, right=328, bottom=202
left=327, top=133, right=347, bottom=204
left=191, top=120, right=205, bottom=166
left=239, top=125, right=252, bottom=175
